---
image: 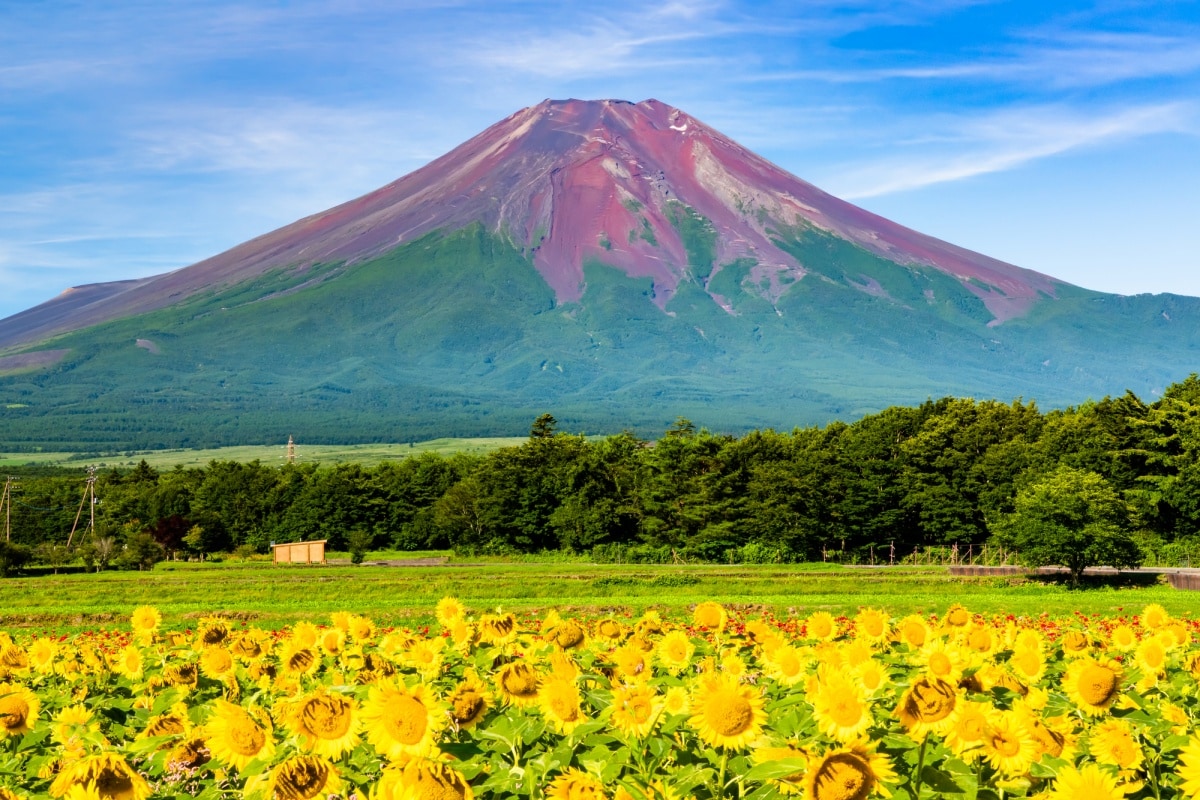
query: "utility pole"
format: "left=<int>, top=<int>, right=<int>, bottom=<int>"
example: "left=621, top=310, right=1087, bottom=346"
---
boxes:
left=287, top=435, right=296, bottom=465
left=67, top=466, right=97, bottom=549
left=1, top=476, right=12, bottom=542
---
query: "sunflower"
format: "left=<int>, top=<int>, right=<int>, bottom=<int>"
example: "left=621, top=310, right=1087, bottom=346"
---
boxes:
left=1059, top=630, right=1092, bottom=656
left=1179, top=736, right=1200, bottom=798
left=897, top=615, right=931, bottom=649
left=1134, top=634, right=1169, bottom=678
left=377, top=759, right=473, bottom=800
left=247, top=755, right=341, bottom=800
left=205, top=699, right=274, bottom=772
left=1025, top=714, right=1075, bottom=761
left=478, top=612, right=519, bottom=646
left=435, top=596, right=466, bottom=628
left=196, top=617, right=230, bottom=647
left=610, top=684, right=661, bottom=739
left=231, top=632, right=266, bottom=661
left=348, top=615, right=376, bottom=642
left=944, top=604, right=971, bottom=628
left=139, top=706, right=188, bottom=740
left=538, top=677, right=587, bottom=735
left=166, top=736, right=211, bottom=772
left=811, top=674, right=872, bottom=743
left=27, top=638, right=57, bottom=674
left=279, top=641, right=321, bottom=677
left=1108, top=624, right=1138, bottom=651
left=401, top=638, right=445, bottom=679
left=917, top=638, right=964, bottom=685
left=944, top=700, right=991, bottom=762
left=663, top=686, right=690, bottom=717
left=595, top=618, right=627, bottom=643
left=0, top=645, right=29, bottom=673
left=764, top=643, right=808, bottom=687
left=805, top=612, right=839, bottom=642
left=693, top=601, right=728, bottom=632
left=546, top=618, right=587, bottom=650
left=1062, top=657, right=1124, bottom=716
left=448, top=620, right=475, bottom=649
left=689, top=673, right=766, bottom=750
left=805, top=742, right=897, bottom=800
left=1140, top=603, right=1169, bottom=631
left=546, top=768, right=606, bottom=800
left=49, top=753, right=151, bottom=800
left=751, top=743, right=809, bottom=796
left=1089, top=719, right=1143, bottom=771
left=895, top=676, right=958, bottom=738
left=0, top=683, right=39, bottom=738
left=1008, top=647, right=1045, bottom=684
left=52, top=705, right=101, bottom=752
left=980, top=711, right=1037, bottom=777
left=291, top=621, right=320, bottom=648
left=284, top=689, right=360, bottom=760
left=318, top=628, right=345, bottom=657
left=1011, top=628, right=1044, bottom=655
left=1048, top=762, right=1130, bottom=800
left=200, top=646, right=235, bottom=679
left=854, top=659, right=888, bottom=695
left=611, top=643, right=652, bottom=684
left=112, top=645, right=143, bottom=680
left=130, top=606, right=162, bottom=639
left=162, top=662, right=199, bottom=690
left=446, top=673, right=491, bottom=730
left=614, top=781, right=682, bottom=800
left=549, top=652, right=581, bottom=682
left=963, top=624, right=999, bottom=655
left=1162, top=619, right=1191, bottom=648
left=655, top=631, right=695, bottom=675
left=495, top=661, right=541, bottom=706
left=854, top=608, right=890, bottom=646
left=360, top=679, right=445, bottom=760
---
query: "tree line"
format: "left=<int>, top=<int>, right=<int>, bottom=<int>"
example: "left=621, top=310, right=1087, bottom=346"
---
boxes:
left=6, top=376, right=1200, bottom=578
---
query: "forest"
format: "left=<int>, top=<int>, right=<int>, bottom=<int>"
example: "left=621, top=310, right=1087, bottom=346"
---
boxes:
left=4, top=375, right=1200, bottom=576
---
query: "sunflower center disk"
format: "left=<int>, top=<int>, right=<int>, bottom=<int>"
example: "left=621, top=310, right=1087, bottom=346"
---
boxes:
left=1079, top=665, right=1118, bottom=705
left=706, top=692, right=752, bottom=736
left=385, top=696, right=428, bottom=744
left=304, top=698, right=352, bottom=739
left=813, top=754, right=872, bottom=800
left=230, top=719, right=267, bottom=755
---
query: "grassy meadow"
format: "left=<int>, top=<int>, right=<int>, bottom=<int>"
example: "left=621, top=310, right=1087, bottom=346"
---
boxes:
left=0, top=436, right=526, bottom=469
left=0, top=558, right=1190, bottom=634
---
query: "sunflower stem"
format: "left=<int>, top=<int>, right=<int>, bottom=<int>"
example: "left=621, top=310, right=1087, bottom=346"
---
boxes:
left=910, top=736, right=928, bottom=800
left=716, top=748, right=729, bottom=800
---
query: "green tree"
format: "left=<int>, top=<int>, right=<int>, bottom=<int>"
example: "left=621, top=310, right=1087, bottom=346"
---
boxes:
left=994, top=465, right=1141, bottom=585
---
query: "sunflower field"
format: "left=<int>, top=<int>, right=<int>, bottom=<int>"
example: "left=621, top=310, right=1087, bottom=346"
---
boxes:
left=1, top=600, right=1199, bottom=800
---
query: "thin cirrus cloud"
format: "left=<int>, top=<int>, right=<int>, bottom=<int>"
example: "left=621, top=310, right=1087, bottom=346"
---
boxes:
left=829, top=102, right=1197, bottom=200
left=746, top=30, right=1200, bottom=89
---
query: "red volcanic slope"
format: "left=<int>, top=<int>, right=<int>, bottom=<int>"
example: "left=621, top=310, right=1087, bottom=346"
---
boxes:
left=0, top=99, right=1061, bottom=348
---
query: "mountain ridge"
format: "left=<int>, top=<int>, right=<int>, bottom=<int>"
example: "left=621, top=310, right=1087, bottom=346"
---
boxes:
left=2, top=98, right=1062, bottom=350
left=0, top=99, right=1196, bottom=449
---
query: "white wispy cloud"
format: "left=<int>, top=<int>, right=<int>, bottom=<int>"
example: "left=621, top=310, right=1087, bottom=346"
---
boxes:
left=744, top=30, right=1200, bottom=89
left=830, top=102, right=1197, bottom=199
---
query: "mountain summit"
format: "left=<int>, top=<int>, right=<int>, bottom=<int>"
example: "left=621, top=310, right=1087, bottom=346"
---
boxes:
left=1, top=99, right=1196, bottom=448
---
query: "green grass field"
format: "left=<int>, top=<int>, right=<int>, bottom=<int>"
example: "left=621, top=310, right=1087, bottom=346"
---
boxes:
left=0, top=559, right=1190, bottom=634
left=0, top=437, right=527, bottom=469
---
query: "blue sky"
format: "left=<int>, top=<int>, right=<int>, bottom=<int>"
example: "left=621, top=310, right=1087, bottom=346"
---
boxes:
left=2, top=0, right=1198, bottom=321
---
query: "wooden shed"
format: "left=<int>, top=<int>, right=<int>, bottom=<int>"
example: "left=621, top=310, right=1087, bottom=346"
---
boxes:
left=272, top=540, right=327, bottom=564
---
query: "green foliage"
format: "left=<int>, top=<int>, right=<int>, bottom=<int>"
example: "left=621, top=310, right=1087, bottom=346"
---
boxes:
left=346, top=528, right=374, bottom=565
left=665, top=201, right=717, bottom=281
left=119, top=530, right=166, bottom=571
left=11, top=375, right=1200, bottom=574
left=0, top=541, right=32, bottom=577
left=993, top=465, right=1141, bottom=583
